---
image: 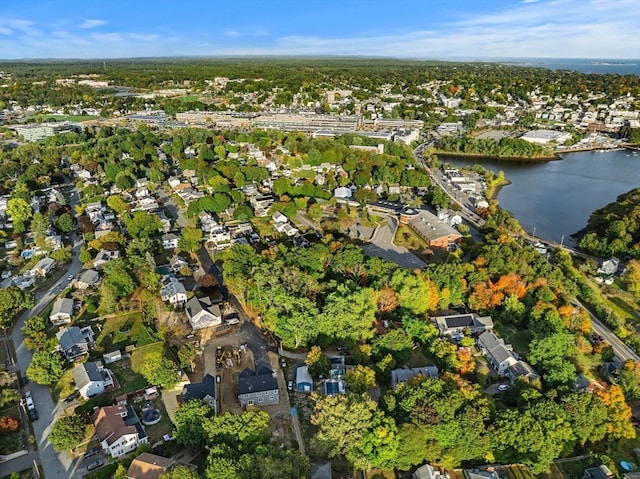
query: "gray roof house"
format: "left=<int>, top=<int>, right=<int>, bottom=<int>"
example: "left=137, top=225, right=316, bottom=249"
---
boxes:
left=185, top=296, right=222, bottom=330
left=238, top=367, right=279, bottom=408
left=506, top=360, right=540, bottom=383
left=161, top=233, right=179, bottom=250
left=413, top=464, right=448, bottom=479
left=30, top=257, right=56, bottom=277
left=169, top=255, right=189, bottom=274
left=296, top=366, right=313, bottom=393
left=57, top=326, right=94, bottom=360
left=477, top=331, right=517, bottom=376
left=432, top=313, right=493, bottom=337
left=182, top=373, right=217, bottom=413
left=598, top=258, right=620, bottom=276
left=49, top=298, right=74, bottom=326
left=583, top=465, right=615, bottom=479
left=73, top=361, right=114, bottom=399
left=76, top=269, right=101, bottom=289
left=311, top=462, right=333, bottom=479
left=160, top=277, right=187, bottom=307
left=391, top=366, right=439, bottom=389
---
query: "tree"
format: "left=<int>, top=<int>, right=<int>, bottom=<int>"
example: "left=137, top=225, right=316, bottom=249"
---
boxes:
left=133, top=351, right=179, bottom=389
left=178, top=343, right=197, bottom=370
left=54, top=212, right=75, bottom=233
left=320, top=284, right=376, bottom=342
left=124, top=211, right=163, bottom=238
left=305, top=345, right=330, bottom=380
left=50, top=248, right=73, bottom=262
left=345, top=365, right=377, bottom=394
left=102, top=259, right=135, bottom=299
left=595, top=384, right=636, bottom=440
left=26, top=351, right=66, bottom=385
left=0, top=287, right=34, bottom=327
left=311, top=393, right=398, bottom=470
left=78, top=247, right=92, bottom=264
left=107, top=194, right=130, bottom=216
left=173, top=399, right=216, bottom=448
left=49, top=415, right=85, bottom=451
left=0, top=416, right=20, bottom=434
left=622, top=259, right=640, bottom=298
left=0, top=389, right=20, bottom=408
left=179, top=227, right=203, bottom=253
left=6, top=197, right=33, bottom=224
left=161, top=466, right=201, bottom=479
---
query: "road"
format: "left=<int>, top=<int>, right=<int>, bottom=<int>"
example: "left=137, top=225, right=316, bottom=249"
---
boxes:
left=157, top=188, right=189, bottom=228
left=575, top=298, right=640, bottom=363
left=5, top=187, right=85, bottom=479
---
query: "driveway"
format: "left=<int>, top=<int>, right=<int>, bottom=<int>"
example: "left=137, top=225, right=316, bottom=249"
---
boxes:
left=363, top=213, right=426, bottom=269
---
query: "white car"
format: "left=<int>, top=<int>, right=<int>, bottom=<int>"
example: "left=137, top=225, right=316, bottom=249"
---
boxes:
left=67, top=274, right=74, bottom=281
left=224, top=317, right=240, bottom=326
left=497, top=384, right=510, bottom=392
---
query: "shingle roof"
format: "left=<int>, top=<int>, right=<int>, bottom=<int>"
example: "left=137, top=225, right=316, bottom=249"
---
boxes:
left=127, top=453, right=174, bottom=479
left=182, top=374, right=216, bottom=402
left=72, top=361, right=103, bottom=389
left=238, top=368, right=278, bottom=395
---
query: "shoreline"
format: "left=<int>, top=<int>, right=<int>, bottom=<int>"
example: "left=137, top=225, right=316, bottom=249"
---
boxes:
left=436, top=145, right=637, bottom=163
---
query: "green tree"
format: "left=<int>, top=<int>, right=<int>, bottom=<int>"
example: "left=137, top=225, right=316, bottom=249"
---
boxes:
left=305, top=345, right=331, bottom=380
left=161, top=466, right=202, bottom=479
left=49, top=415, right=85, bottom=451
left=178, top=343, right=197, bottom=370
left=50, top=248, right=73, bottom=262
left=124, top=210, right=163, bottom=238
left=54, top=212, right=75, bottom=233
left=106, top=194, right=130, bottom=216
left=27, top=351, right=67, bottom=384
left=6, top=197, right=33, bottom=224
left=345, top=365, right=377, bottom=394
left=320, top=284, right=376, bottom=342
left=102, top=259, right=135, bottom=298
left=179, top=227, right=203, bottom=253
left=78, top=247, right=92, bottom=264
left=622, top=259, right=640, bottom=298
left=173, top=399, right=216, bottom=448
left=134, top=351, right=179, bottom=389
left=0, top=287, right=34, bottom=327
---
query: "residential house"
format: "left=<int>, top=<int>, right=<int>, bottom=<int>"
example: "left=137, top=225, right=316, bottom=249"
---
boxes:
left=208, top=225, right=231, bottom=244
left=198, top=211, right=219, bottom=233
left=310, top=462, right=333, bottom=479
left=103, top=350, right=123, bottom=364
left=49, top=298, right=74, bottom=326
left=185, top=296, right=222, bottom=330
left=390, top=366, right=439, bottom=389
left=272, top=211, right=288, bottom=224
left=432, top=313, right=493, bottom=338
left=250, top=195, right=275, bottom=217
left=477, top=331, right=518, bottom=376
left=464, top=469, right=501, bottom=479
left=274, top=222, right=299, bottom=237
left=93, top=404, right=148, bottom=458
left=72, top=361, right=114, bottom=399
left=76, top=269, right=101, bottom=289
left=295, top=366, right=313, bottom=393
left=598, top=258, right=620, bottom=276
left=93, top=249, right=121, bottom=269
left=334, top=186, right=352, bottom=199
left=182, top=373, right=217, bottom=413
left=161, top=233, right=179, bottom=250
left=126, top=452, right=175, bottom=479
left=413, top=463, right=447, bottom=479
left=506, top=360, right=540, bottom=383
left=29, top=257, right=56, bottom=277
left=238, top=367, right=279, bottom=408
left=583, top=465, right=615, bottom=479
left=169, top=255, right=189, bottom=274
left=322, top=379, right=346, bottom=396
left=160, top=277, right=188, bottom=307
left=57, top=326, right=94, bottom=360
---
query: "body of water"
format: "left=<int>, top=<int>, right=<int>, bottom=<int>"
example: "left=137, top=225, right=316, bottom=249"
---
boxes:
left=451, top=57, right=640, bottom=75
left=441, top=149, right=640, bottom=245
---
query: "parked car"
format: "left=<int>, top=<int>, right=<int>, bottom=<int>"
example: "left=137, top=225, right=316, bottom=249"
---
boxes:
left=287, top=380, right=294, bottom=390
left=339, top=350, right=351, bottom=356
left=83, top=448, right=100, bottom=458
left=216, top=375, right=221, bottom=384
left=29, top=408, right=38, bottom=421
left=224, top=316, right=240, bottom=326
left=336, top=345, right=348, bottom=351
left=87, top=460, right=103, bottom=471
left=21, top=376, right=29, bottom=386
left=497, top=384, right=510, bottom=392
left=67, top=274, right=74, bottom=281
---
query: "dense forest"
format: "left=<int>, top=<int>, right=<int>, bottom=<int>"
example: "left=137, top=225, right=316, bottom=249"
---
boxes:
left=578, top=187, right=640, bottom=258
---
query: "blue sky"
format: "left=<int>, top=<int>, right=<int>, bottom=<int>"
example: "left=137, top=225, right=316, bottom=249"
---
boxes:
left=0, top=0, right=638, bottom=59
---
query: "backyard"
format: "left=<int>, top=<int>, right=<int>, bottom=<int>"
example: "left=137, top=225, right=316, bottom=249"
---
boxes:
left=95, top=312, right=155, bottom=353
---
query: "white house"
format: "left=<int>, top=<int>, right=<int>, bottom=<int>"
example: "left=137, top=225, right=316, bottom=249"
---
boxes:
left=93, top=249, right=121, bottom=269
left=49, top=298, right=74, bottom=326
left=103, top=350, right=122, bottom=364
left=160, top=277, right=188, bottom=307
left=185, top=296, right=222, bottom=330
left=477, top=331, right=518, bottom=376
left=272, top=211, right=288, bottom=224
left=169, top=255, right=189, bottom=274
left=93, top=404, right=148, bottom=458
left=73, top=361, right=114, bottom=399
left=334, top=187, right=352, bottom=199
left=76, top=269, right=101, bottom=289
left=161, top=233, right=179, bottom=250
left=30, top=257, right=56, bottom=277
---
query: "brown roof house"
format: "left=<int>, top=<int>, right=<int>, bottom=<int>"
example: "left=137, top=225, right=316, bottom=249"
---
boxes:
left=92, top=404, right=148, bottom=458
left=126, top=452, right=174, bottom=479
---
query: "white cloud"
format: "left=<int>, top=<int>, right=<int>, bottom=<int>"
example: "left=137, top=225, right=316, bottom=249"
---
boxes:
left=79, top=19, right=107, bottom=29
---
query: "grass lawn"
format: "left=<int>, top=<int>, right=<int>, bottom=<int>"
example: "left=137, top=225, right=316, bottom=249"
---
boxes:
left=38, top=114, right=103, bottom=122
left=55, top=368, right=76, bottom=399
left=140, top=400, right=173, bottom=443
left=493, top=322, right=531, bottom=356
left=250, top=216, right=276, bottom=238
left=554, top=457, right=600, bottom=479
left=110, top=360, right=148, bottom=395
left=97, top=312, right=154, bottom=352
left=393, top=223, right=444, bottom=263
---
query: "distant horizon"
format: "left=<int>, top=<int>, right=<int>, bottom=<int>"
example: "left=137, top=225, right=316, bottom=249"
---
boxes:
left=1, top=0, right=638, bottom=60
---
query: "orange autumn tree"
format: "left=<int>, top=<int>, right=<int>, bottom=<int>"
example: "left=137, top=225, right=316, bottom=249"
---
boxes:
left=469, top=274, right=529, bottom=311
left=595, top=384, right=636, bottom=439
